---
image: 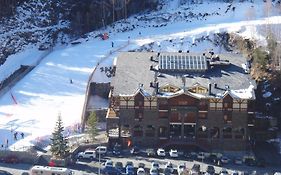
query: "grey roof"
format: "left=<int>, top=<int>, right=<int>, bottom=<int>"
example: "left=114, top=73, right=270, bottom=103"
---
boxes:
left=111, top=52, right=256, bottom=99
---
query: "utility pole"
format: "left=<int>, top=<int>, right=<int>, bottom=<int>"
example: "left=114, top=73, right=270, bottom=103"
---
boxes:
left=98, top=146, right=101, bottom=175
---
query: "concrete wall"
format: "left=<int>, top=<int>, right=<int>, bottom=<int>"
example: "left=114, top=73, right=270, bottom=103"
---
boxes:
left=0, top=150, right=38, bottom=164
left=90, top=82, right=110, bottom=98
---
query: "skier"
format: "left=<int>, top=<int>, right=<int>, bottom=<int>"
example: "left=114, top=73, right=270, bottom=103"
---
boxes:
left=111, top=41, right=114, bottom=48
left=21, top=132, right=24, bottom=139
left=14, top=132, right=18, bottom=140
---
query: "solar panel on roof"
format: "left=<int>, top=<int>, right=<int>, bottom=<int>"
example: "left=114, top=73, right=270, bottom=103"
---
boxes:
left=158, top=54, right=207, bottom=72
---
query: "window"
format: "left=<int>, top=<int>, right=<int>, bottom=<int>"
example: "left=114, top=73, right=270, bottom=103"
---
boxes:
left=223, top=127, right=232, bottom=139
left=145, top=125, right=155, bottom=137
left=223, top=103, right=229, bottom=108
left=159, top=126, right=167, bottom=137
left=234, top=128, right=245, bottom=139
left=133, top=125, right=143, bottom=137
left=210, top=127, right=220, bottom=139
left=135, top=110, right=143, bottom=120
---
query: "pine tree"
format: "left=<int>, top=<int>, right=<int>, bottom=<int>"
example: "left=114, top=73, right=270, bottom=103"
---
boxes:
left=50, top=114, right=69, bottom=158
left=87, top=111, right=98, bottom=142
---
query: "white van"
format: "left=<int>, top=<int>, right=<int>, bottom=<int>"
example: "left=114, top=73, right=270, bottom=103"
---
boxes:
left=30, top=165, right=73, bottom=175
left=95, top=146, right=107, bottom=156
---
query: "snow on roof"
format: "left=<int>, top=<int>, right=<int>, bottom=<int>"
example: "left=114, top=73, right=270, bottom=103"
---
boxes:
left=230, top=84, right=255, bottom=99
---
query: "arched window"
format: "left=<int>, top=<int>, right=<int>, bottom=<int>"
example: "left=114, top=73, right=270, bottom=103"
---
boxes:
left=145, top=125, right=155, bottom=137
left=222, top=127, right=232, bottom=139
left=210, top=127, right=220, bottom=139
left=158, top=126, right=167, bottom=138
left=133, top=125, right=143, bottom=137
left=234, top=127, right=245, bottom=139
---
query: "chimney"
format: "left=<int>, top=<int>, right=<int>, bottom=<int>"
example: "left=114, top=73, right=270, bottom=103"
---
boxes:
left=150, top=56, right=154, bottom=61
left=208, top=83, right=212, bottom=95
left=156, top=82, right=159, bottom=94
left=214, top=83, right=217, bottom=88
left=225, top=85, right=230, bottom=91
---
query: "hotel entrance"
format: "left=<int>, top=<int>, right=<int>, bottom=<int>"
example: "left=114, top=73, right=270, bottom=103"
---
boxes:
left=169, top=106, right=197, bottom=140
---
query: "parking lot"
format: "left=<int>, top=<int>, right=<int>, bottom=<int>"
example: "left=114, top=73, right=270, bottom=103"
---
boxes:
left=72, top=147, right=281, bottom=175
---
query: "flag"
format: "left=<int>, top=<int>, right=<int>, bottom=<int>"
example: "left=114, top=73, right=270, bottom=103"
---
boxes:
left=127, top=139, right=132, bottom=147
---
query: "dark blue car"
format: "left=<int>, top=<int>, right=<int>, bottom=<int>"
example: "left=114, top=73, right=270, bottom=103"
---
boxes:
left=102, top=166, right=121, bottom=175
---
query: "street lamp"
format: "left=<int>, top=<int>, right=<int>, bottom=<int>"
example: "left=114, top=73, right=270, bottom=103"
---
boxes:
left=102, top=18, right=105, bottom=29
left=98, top=146, right=101, bottom=175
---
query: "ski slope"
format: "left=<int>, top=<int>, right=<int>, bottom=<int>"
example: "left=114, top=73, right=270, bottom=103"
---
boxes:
left=0, top=0, right=280, bottom=151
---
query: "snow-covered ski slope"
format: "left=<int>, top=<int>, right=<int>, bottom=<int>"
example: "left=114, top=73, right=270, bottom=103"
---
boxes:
left=0, top=0, right=281, bottom=150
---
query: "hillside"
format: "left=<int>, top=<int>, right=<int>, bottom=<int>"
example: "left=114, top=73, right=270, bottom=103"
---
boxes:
left=0, top=0, right=158, bottom=83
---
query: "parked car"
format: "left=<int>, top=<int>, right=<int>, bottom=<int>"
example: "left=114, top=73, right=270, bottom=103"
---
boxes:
left=205, top=165, right=215, bottom=175
left=95, top=146, right=107, bottom=156
left=150, top=168, right=159, bottom=175
left=137, top=168, right=145, bottom=175
left=208, top=154, right=218, bottom=164
left=115, top=162, right=123, bottom=172
left=151, top=162, right=160, bottom=170
left=190, top=164, right=200, bottom=175
left=102, top=166, right=121, bottom=175
left=221, top=156, right=230, bottom=164
left=125, top=161, right=134, bottom=168
left=243, top=156, right=256, bottom=166
left=232, top=171, right=239, bottom=175
left=177, top=163, right=186, bottom=175
left=157, top=148, right=166, bottom=157
left=197, top=152, right=205, bottom=161
left=234, top=157, right=243, bottom=165
left=219, top=168, right=228, bottom=175
left=184, top=152, right=194, bottom=161
left=113, top=144, right=122, bottom=156
left=138, top=162, right=145, bottom=169
left=146, top=149, right=156, bottom=157
left=77, top=150, right=95, bottom=160
left=169, top=149, right=179, bottom=158
left=105, top=160, right=114, bottom=167
left=126, top=165, right=135, bottom=175
left=130, top=146, right=141, bottom=155
left=164, top=162, right=174, bottom=174
left=163, top=167, right=172, bottom=175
